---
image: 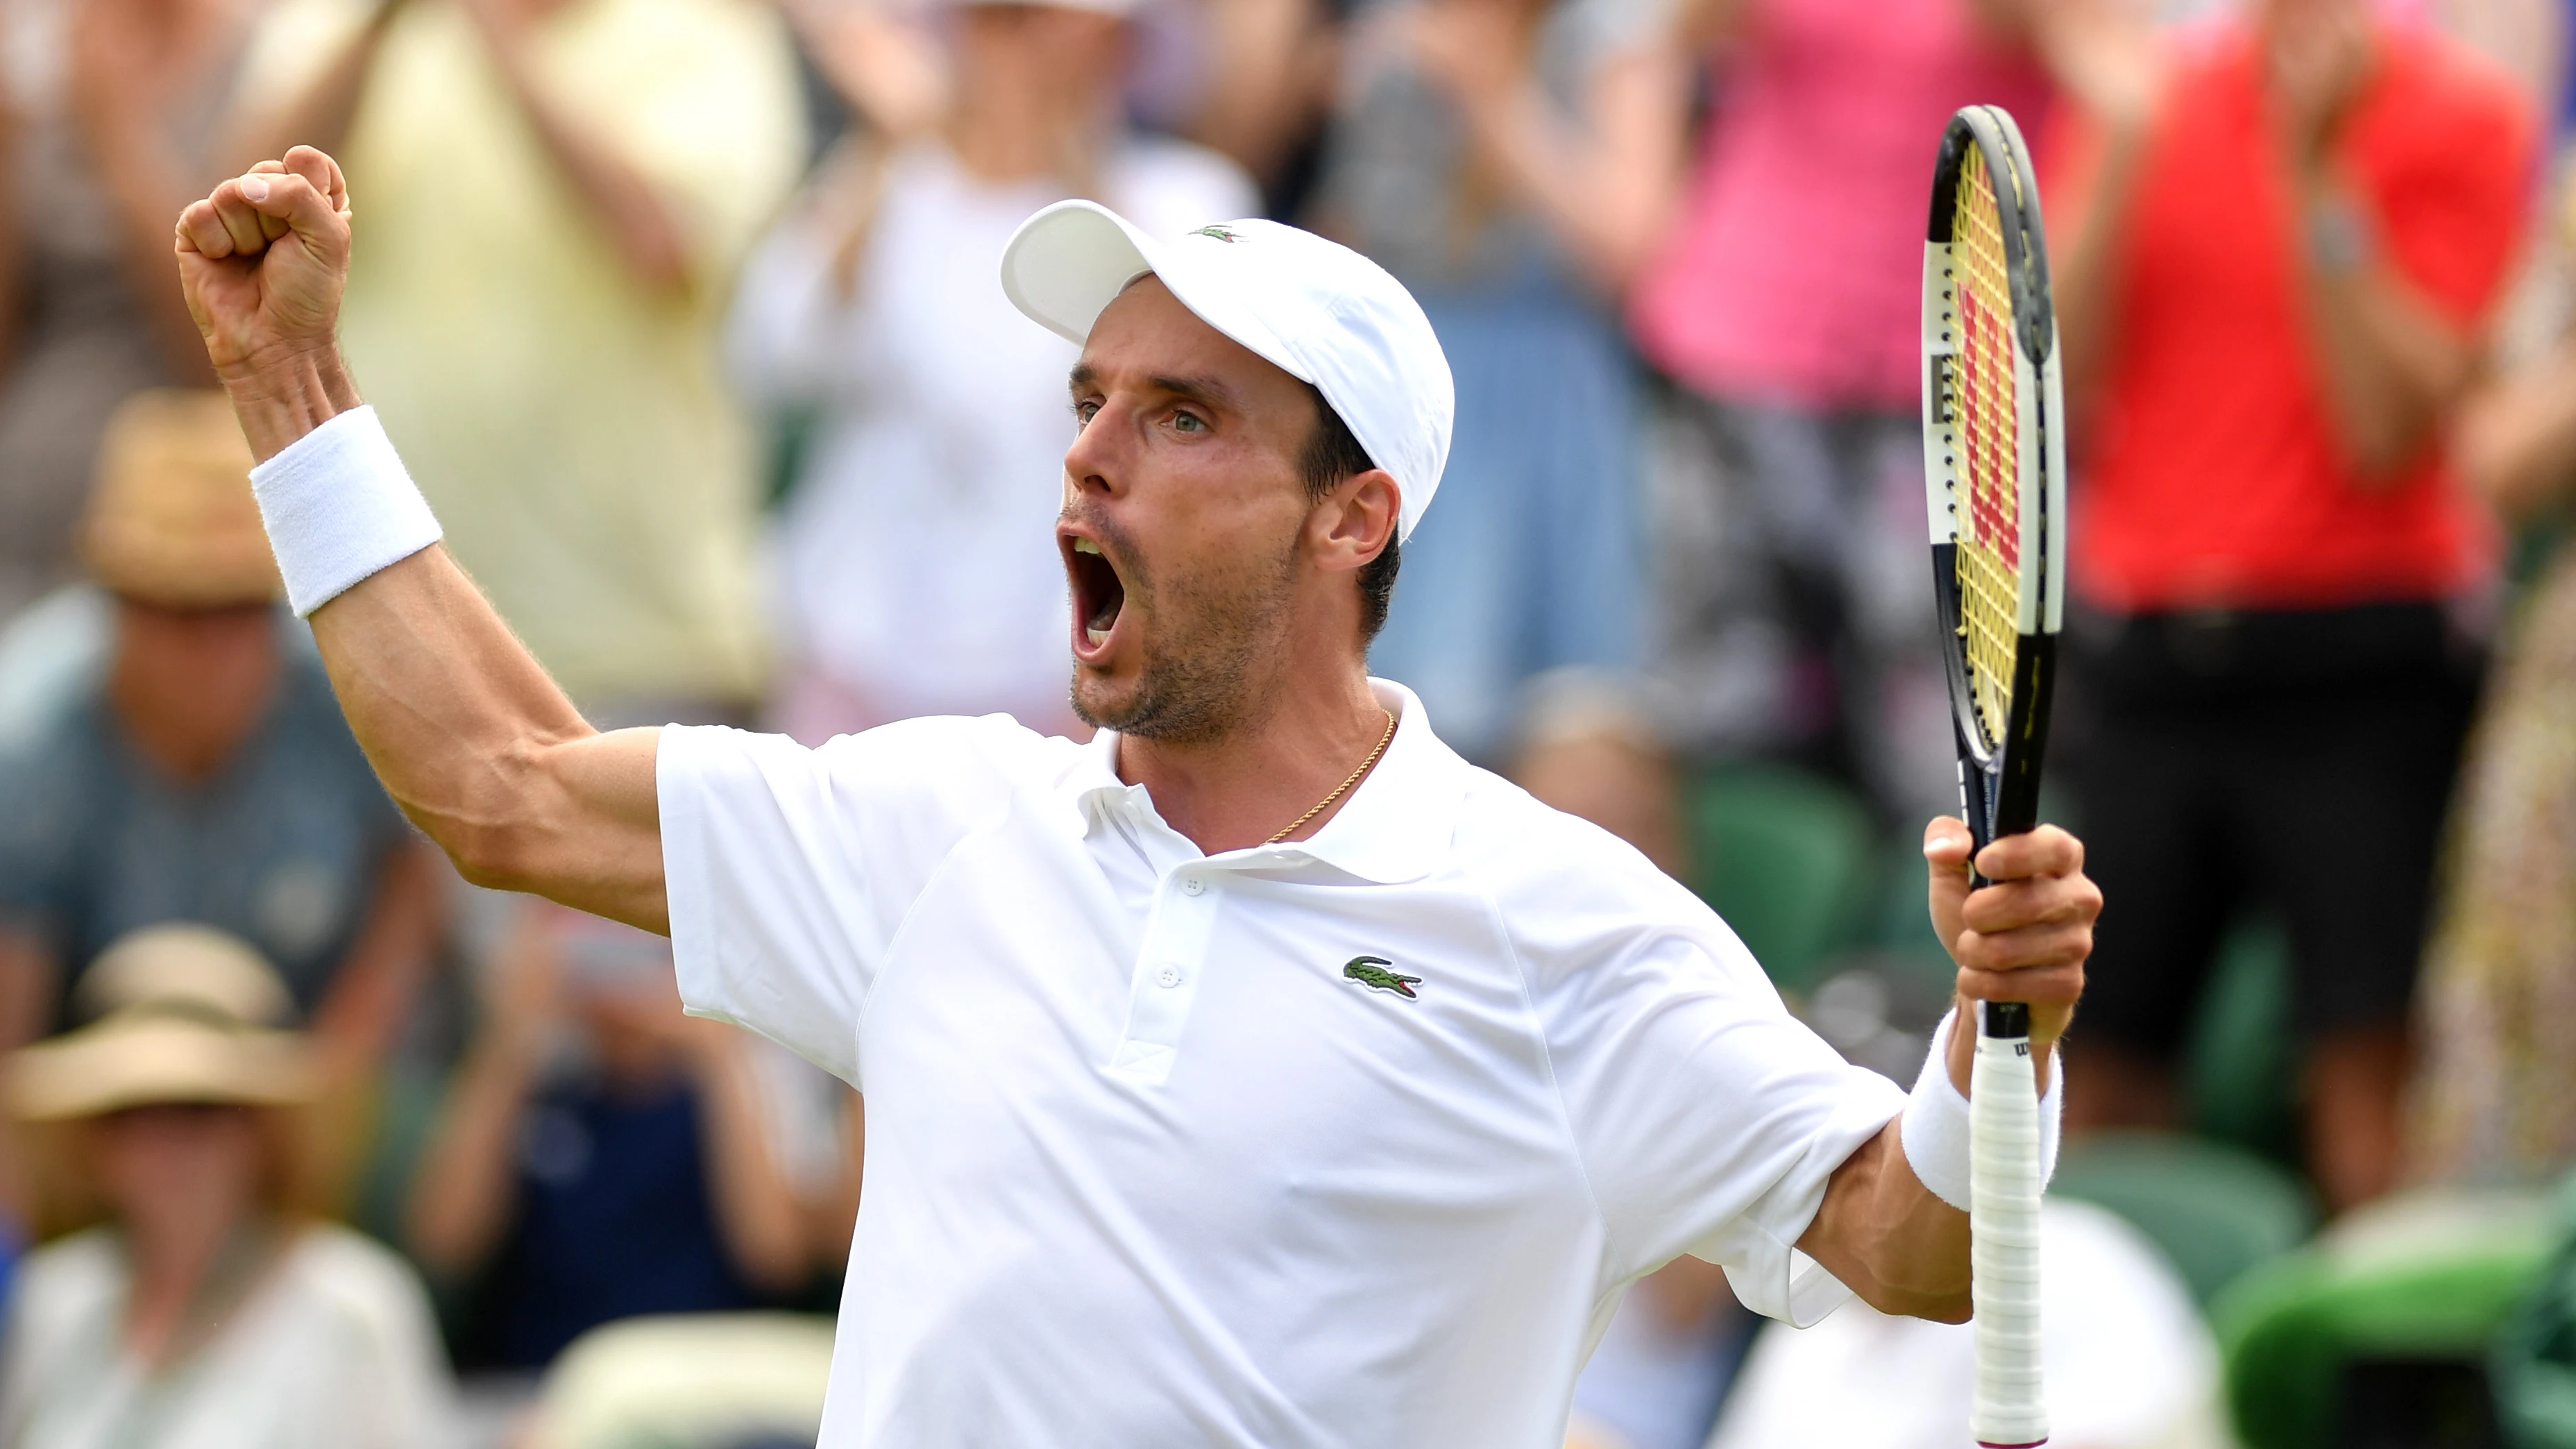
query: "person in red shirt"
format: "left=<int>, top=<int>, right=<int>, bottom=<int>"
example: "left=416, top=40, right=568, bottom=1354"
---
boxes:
left=2039, top=0, right=2536, bottom=1212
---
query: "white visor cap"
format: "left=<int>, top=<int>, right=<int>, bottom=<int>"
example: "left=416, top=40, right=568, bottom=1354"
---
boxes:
left=1000, top=201, right=1454, bottom=543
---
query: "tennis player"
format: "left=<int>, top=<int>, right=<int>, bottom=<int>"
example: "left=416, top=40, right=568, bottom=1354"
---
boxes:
left=175, top=147, right=2096, bottom=1446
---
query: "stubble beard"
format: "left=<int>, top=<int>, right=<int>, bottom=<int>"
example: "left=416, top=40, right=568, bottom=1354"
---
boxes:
left=1068, top=523, right=1300, bottom=745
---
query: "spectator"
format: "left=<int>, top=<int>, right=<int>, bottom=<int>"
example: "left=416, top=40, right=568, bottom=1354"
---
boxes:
left=0, top=926, right=455, bottom=1449
left=2042, top=0, right=2536, bottom=1210
left=228, top=0, right=806, bottom=720
left=0, top=0, right=251, bottom=620
left=1306, top=0, right=1684, bottom=863
left=406, top=906, right=807, bottom=1370
left=1700, top=1199, right=2229, bottom=1449
left=1625, top=0, right=2052, bottom=825
left=1166, top=0, right=1348, bottom=217
left=2409, top=177, right=2576, bottom=1186
left=731, top=0, right=1256, bottom=743
left=0, top=391, right=441, bottom=1082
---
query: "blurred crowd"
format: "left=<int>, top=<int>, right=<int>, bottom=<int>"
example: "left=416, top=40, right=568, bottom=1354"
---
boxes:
left=3, top=0, right=2576, bottom=1443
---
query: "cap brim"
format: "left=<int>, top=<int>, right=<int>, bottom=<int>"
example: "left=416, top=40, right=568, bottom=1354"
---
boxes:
left=1000, top=202, right=1311, bottom=386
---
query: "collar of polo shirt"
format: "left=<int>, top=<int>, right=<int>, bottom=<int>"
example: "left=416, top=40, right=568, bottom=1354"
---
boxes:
left=1068, top=680, right=1464, bottom=883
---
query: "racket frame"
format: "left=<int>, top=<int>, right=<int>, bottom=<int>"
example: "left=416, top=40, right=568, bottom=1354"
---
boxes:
left=1921, top=103, right=2063, bottom=1449
left=1922, top=104, right=2066, bottom=863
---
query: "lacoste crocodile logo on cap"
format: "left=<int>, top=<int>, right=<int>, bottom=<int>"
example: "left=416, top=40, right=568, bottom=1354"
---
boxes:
left=1342, top=956, right=1421, bottom=999
left=1190, top=225, right=1245, bottom=243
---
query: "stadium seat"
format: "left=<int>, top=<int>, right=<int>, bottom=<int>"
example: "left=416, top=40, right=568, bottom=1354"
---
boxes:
left=2186, top=916, right=2301, bottom=1165
left=2215, top=1188, right=2556, bottom=1449
left=1684, top=767, right=1876, bottom=997
left=523, top=1312, right=836, bottom=1449
left=2049, top=1129, right=2316, bottom=1310
left=2486, top=1171, right=2576, bottom=1448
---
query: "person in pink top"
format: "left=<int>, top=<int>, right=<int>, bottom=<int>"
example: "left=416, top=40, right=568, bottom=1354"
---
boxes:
left=1629, top=0, right=2053, bottom=824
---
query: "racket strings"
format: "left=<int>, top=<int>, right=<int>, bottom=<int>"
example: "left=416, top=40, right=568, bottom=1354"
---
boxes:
left=1951, top=145, right=2023, bottom=752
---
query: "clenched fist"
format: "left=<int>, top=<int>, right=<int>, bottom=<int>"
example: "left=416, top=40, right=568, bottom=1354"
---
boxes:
left=1924, top=818, right=2097, bottom=1094
left=174, top=146, right=363, bottom=459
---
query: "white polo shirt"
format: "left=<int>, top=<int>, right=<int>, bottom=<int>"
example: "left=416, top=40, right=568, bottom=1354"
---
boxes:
left=660, top=680, right=1904, bottom=1448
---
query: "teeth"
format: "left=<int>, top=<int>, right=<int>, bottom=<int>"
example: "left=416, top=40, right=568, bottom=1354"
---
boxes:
left=1074, top=539, right=1101, bottom=555
left=1086, top=627, right=1109, bottom=647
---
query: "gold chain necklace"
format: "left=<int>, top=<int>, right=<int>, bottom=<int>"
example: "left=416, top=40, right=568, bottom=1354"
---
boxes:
left=1266, top=709, right=1397, bottom=845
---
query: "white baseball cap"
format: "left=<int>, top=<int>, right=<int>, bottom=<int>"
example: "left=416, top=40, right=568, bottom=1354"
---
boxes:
left=999, top=201, right=1454, bottom=543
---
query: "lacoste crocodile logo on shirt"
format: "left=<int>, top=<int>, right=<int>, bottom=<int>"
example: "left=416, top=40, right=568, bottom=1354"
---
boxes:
left=1342, top=956, right=1421, bottom=999
left=1191, top=225, right=1245, bottom=243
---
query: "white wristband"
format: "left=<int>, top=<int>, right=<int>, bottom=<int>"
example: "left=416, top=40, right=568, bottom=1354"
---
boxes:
left=1899, top=1008, right=2063, bottom=1212
left=248, top=405, right=442, bottom=617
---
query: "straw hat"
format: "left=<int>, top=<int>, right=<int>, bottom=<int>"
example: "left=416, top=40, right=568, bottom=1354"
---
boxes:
left=78, top=389, right=281, bottom=609
left=8, top=925, right=314, bottom=1122
left=71, top=922, right=295, bottom=1028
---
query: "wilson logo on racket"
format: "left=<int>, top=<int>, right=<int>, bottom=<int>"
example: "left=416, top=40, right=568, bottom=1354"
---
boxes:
left=1342, top=956, right=1421, bottom=999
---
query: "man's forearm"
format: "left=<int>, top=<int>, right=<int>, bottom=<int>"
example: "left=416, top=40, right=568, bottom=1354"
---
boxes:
left=406, top=1027, right=543, bottom=1274
left=89, top=118, right=222, bottom=383
left=690, top=1033, right=814, bottom=1290
left=2457, top=337, right=2576, bottom=520
left=1460, top=52, right=1685, bottom=294
left=0, top=103, right=19, bottom=380
left=2291, top=171, right=2475, bottom=480
left=478, top=34, right=690, bottom=291
left=308, top=840, right=445, bottom=1073
left=226, top=3, right=401, bottom=176
left=2051, top=115, right=2153, bottom=406
left=1796, top=1119, right=1972, bottom=1322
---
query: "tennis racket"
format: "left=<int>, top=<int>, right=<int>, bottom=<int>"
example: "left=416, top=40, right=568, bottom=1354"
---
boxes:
left=1921, top=104, right=2063, bottom=1449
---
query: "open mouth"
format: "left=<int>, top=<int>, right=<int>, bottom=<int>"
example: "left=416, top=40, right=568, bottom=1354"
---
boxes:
left=1065, top=534, right=1126, bottom=659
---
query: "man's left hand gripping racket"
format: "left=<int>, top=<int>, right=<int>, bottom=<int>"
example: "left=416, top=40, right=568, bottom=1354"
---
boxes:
left=1922, top=104, right=2062, bottom=1449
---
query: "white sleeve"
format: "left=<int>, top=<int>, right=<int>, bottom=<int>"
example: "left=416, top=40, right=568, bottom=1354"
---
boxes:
left=1527, top=875, right=1904, bottom=1326
left=657, top=716, right=1047, bottom=1085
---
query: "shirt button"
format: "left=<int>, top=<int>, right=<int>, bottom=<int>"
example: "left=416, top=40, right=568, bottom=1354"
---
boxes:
left=1155, top=965, right=1183, bottom=989
left=1180, top=876, right=1206, bottom=897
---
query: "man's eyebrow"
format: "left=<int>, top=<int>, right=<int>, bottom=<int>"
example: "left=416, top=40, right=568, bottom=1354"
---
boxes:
left=1147, top=373, right=1239, bottom=412
left=1064, top=365, right=1242, bottom=414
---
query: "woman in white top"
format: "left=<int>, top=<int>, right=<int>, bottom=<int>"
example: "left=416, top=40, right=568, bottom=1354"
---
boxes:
left=0, top=924, right=454, bottom=1449
left=730, top=0, right=1257, bottom=743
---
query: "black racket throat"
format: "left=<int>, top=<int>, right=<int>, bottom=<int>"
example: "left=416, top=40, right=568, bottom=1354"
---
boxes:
left=1933, top=543, right=2057, bottom=889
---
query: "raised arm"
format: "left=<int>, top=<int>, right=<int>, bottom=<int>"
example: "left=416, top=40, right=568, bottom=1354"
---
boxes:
left=1393, top=0, right=1690, bottom=296
left=2028, top=0, right=2163, bottom=412
left=2269, top=9, right=2484, bottom=482
left=2455, top=332, right=2576, bottom=523
left=1795, top=822, right=2094, bottom=1321
left=174, top=148, right=668, bottom=931
left=224, top=0, right=408, bottom=171
left=453, top=0, right=692, bottom=294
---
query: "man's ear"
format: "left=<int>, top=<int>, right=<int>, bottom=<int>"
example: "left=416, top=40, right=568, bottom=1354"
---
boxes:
left=1310, top=468, right=1400, bottom=575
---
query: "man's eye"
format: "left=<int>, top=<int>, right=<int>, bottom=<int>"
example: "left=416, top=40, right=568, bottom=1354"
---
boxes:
left=1172, top=411, right=1206, bottom=433
left=1074, top=401, right=1099, bottom=426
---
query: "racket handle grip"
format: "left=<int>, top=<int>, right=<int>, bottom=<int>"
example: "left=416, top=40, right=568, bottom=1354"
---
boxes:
left=1969, top=1000, right=2048, bottom=1449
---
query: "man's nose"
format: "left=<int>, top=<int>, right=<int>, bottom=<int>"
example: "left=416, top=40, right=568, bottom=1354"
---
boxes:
left=1062, top=402, right=1129, bottom=496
